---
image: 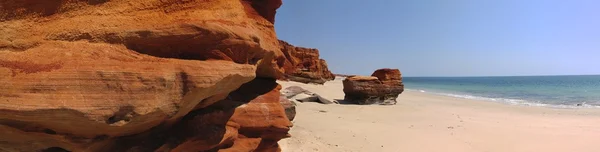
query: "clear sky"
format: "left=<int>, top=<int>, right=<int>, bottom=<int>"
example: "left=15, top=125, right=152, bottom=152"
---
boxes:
left=274, top=0, right=600, bottom=77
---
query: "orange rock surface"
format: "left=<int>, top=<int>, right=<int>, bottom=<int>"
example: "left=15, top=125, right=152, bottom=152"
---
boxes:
left=0, top=0, right=291, bottom=151
left=279, top=40, right=335, bottom=84
left=372, top=68, right=403, bottom=86
left=342, top=69, right=405, bottom=105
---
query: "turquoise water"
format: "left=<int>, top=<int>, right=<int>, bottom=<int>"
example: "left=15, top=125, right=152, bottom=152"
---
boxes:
left=403, top=75, right=600, bottom=108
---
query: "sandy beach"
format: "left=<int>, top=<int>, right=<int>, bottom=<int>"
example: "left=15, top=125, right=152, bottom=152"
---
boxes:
left=278, top=78, right=600, bottom=152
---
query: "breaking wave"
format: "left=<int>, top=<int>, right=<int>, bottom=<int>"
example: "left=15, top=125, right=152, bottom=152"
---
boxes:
left=406, top=89, right=600, bottom=109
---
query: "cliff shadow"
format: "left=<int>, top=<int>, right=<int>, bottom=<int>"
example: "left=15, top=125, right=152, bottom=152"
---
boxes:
left=99, top=78, right=279, bottom=151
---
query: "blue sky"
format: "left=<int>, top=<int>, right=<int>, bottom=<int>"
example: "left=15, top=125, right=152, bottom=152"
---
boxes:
left=274, top=0, right=600, bottom=77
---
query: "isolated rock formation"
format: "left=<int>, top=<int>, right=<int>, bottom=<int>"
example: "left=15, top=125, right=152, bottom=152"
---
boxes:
left=0, top=0, right=292, bottom=151
left=279, top=40, right=335, bottom=84
left=342, top=69, right=404, bottom=105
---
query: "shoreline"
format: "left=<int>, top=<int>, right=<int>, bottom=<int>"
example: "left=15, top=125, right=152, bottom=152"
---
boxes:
left=404, top=89, right=600, bottom=109
left=278, top=79, right=600, bottom=152
left=400, top=89, right=600, bottom=116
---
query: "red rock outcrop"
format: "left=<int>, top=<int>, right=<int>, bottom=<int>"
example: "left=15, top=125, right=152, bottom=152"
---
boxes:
left=93, top=78, right=291, bottom=152
left=342, top=69, right=404, bottom=105
left=279, top=40, right=335, bottom=84
left=0, top=0, right=292, bottom=151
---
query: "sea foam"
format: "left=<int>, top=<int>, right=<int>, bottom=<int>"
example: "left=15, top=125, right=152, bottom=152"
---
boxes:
left=406, top=89, right=599, bottom=109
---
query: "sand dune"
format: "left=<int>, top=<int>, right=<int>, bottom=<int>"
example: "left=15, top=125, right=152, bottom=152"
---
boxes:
left=278, top=79, right=600, bottom=152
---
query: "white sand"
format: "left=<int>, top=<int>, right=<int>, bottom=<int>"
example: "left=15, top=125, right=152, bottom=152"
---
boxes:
left=278, top=79, right=600, bottom=152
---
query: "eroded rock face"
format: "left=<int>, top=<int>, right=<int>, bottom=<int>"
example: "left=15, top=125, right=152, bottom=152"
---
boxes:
left=1, top=0, right=287, bottom=78
left=94, top=78, right=291, bottom=152
left=279, top=40, right=335, bottom=84
left=342, top=69, right=404, bottom=105
left=0, top=0, right=291, bottom=151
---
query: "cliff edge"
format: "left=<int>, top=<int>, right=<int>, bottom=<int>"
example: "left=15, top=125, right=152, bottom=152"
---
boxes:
left=279, top=40, right=334, bottom=84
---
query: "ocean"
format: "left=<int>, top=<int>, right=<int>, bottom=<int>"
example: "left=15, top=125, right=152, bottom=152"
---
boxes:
left=403, top=75, right=600, bottom=108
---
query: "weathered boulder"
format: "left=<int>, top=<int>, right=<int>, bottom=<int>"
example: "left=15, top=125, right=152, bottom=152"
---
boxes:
left=282, top=86, right=335, bottom=104
left=282, top=86, right=316, bottom=98
left=0, top=0, right=291, bottom=151
left=279, top=40, right=335, bottom=84
left=342, top=69, right=404, bottom=105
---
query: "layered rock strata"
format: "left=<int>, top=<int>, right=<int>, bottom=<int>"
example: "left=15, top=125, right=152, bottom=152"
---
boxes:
left=342, top=69, right=404, bottom=105
left=0, top=0, right=292, bottom=151
left=279, top=40, right=334, bottom=84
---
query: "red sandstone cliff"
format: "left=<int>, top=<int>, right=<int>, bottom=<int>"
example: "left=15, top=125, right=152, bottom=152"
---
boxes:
left=279, top=40, right=335, bottom=84
left=0, top=0, right=291, bottom=151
